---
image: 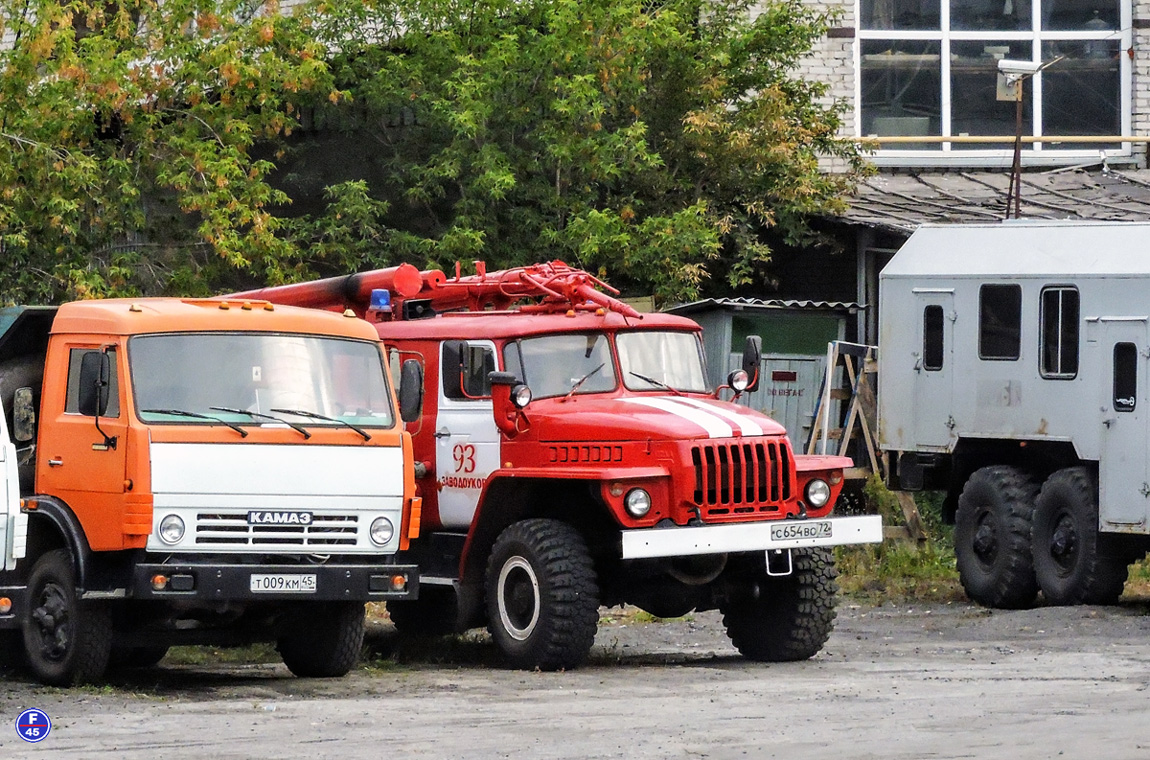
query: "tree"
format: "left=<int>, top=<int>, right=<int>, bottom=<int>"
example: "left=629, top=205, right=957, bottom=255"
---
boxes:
left=0, top=0, right=866, bottom=305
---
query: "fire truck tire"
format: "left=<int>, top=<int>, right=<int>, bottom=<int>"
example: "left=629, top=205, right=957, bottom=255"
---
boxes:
left=278, top=601, right=365, bottom=678
left=485, top=519, right=599, bottom=671
left=387, top=587, right=459, bottom=637
left=109, top=645, right=170, bottom=669
left=1032, top=467, right=1129, bottom=605
left=22, top=549, right=113, bottom=686
left=719, top=548, right=838, bottom=662
left=954, top=465, right=1039, bottom=609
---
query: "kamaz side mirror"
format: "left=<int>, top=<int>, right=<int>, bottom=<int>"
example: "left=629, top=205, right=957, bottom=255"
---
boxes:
left=12, top=386, right=35, bottom=443
left=78, top=351, right=111, bottom=417
left=742, top=335, right=762, bottom=393
left=398, top=359, right=424, bottom=423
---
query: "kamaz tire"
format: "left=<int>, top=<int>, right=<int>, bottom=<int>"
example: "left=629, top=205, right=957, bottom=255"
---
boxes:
left=277, top=601, right=365, bottom=678
left=1032, top=467, right=1128, bottom=605
left=484, top=519, right=599, bottom=671
left=955, top=465, right=1039, bottom=609
left=719, top=548, right=838, bottom=662
left=22, top=549, right=113, bottom=686
left=387, top=586, right=459, bottom=637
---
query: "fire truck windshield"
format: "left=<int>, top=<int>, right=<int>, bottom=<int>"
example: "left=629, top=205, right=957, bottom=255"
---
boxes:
left=129, top=333, right=395, bottom=428
left=506, top=333, right=618, bottom=399
left=617, top=331, right=708, bottom=393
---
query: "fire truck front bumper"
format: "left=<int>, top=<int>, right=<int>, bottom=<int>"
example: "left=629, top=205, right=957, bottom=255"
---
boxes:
left=129, top=562, right=420, bottom=602
left=620, top=514, right=883, bottom=560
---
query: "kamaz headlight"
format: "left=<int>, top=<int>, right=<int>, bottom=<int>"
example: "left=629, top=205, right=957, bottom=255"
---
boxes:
left=370, top=517, right=395, bottom=546
left=158, top=514, right=185, bottom=545
left=624, top=488, right=652, bottom=518
left=805, top=479, right=832, bottom=509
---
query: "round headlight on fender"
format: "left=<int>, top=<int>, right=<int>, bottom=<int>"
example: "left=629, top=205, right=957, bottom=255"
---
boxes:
left=511, top=384, right=532, bottom=409
left=805, top=479, right=832, bottom=509
left=624, top=488, right=652, bottom=518
left=727, top=369, right=749, bottom=392
left=158, top=514, right=185, bottom=545
left=370, top=517, right=395, bottom=546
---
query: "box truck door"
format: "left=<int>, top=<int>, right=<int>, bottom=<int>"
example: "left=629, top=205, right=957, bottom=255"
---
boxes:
left=1098, top=318, right=1148, bottom=528
left=913, top=290, right=955, bottom=450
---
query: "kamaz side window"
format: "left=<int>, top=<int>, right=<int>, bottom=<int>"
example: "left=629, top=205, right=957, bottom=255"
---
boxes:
left=923, top=305, right=944, bottom=371
left=1040, top=287, right=1080, bottom=379
left=65, top=348, right=120, bottom=417
left=1114, top=342, right=1137, bottom=413
left=978, top=284, right=1022, bottom=361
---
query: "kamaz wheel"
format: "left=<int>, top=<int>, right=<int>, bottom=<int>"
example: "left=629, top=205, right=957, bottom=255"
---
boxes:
left=277, top=601, right=365, bottom=678
left=21, top=549, right=113, bottom=686
left=485, top=519, right=599, bottom=671
left=1032, top=467, right=1128, bottom=605
left=719, top=548, right=838, bottom=662
left=955, top=465, right=1039, bottom=609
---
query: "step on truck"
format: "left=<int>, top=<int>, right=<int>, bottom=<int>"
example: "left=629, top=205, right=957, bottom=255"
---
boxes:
left=236, top=262, right=883, bottom=670
left=880, top=221, right=1150, bottom=609
left=0, top=298, right=419, bottom=685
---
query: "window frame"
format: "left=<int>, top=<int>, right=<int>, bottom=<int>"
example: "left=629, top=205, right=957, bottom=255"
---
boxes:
left=922, top=304, right=946, bottom=371
left=1039, top=285, right=1080, bottom=379
left=978, top=283, right=1023, bottom=361
left=856, top=0, right=1133, bottom=166
left=1113, top=341, right=1137, bottom=413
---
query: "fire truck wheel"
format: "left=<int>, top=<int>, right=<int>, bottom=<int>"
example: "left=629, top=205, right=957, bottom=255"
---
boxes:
left=387, top=586, right=459, bottom=637
left=109, top=645, right=170, bottom=669
left=719, top=548, right=838, bottom=662
left=954, top=465, right=1039, bottom=609
left=1032, top=467, right=1128, bottom=605
left=22, top=549, right=113, bottom=686
left=485, top=519, right=599, bottom=671
left=277, top=601, right=365, bottom=678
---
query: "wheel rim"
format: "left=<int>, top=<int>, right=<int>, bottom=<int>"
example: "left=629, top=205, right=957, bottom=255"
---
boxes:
left=1046, top=511, right=1080, bottom=577
left=971, top=508, right=1000, bottom=569
left=29, top=583, right=71, bottom=664
left=497, top=556, right=540, bottom=642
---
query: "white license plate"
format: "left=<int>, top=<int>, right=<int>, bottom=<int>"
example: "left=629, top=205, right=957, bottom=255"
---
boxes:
left=770, top=520, right=833, bottom=541
left=250, top=573, right=317, bottom=593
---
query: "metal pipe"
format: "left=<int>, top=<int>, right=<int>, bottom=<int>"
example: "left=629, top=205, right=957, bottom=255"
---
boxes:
left=854, top=135, right=1150, bottom=144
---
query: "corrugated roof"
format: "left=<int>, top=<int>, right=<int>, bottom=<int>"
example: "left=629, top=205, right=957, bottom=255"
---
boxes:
left=838, top=168, right=1150, bottom=232
left=666, top=297, right=862, bottom=315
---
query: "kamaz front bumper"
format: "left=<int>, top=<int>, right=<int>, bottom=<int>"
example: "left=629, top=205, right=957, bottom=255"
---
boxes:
left=620, top=514, right=883, bottom=560
left=127, top=562, right=420, bottom=601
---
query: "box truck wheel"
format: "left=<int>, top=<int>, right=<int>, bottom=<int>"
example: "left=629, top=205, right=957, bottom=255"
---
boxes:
left=719, top=548, right=838, bottom=662
left=955, top=466, right=1039, bottom=609
left=1032, top=467, right=1128, bottom=605
left=22, top=549, right=112, bottom=686
left=484, top=519, right=599, bottom=671
left=277, top=601, right=365, bottom=678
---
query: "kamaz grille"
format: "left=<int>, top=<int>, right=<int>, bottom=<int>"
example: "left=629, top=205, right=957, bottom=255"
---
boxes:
left=690, top=440, right=791, bottom=516
left=193, top=513, right=359, bottom=547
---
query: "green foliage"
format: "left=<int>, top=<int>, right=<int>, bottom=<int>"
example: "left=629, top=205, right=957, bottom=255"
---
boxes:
left=0, top=0, right=866, bottom=303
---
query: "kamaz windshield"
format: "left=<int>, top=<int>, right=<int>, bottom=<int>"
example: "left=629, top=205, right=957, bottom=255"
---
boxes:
left=129, top=333, right=394, bottom=428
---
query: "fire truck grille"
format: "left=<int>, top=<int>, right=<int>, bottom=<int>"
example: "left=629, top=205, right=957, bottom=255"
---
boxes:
left=690, top=440, right=791, bottom=516
left=193, top=513, right=359, bottom=547
left=547, top=445, right=624, bottom=464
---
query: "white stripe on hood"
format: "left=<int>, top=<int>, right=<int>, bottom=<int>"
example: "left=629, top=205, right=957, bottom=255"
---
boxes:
left=619, top=397, right=733, bottom=438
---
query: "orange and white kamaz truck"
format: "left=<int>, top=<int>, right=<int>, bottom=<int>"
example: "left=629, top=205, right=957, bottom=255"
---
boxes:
left=0, top=298, right=419, bottom=685
left=237, top=262, right=883, bottom=671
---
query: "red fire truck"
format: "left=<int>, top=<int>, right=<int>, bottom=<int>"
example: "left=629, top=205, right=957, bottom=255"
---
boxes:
left=235, top=262, right=882, bottom=670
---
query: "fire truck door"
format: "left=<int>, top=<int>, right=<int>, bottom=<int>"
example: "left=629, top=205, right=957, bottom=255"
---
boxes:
left=435, top=340, right=500, bottom=529
left=1098, top=318, right=1149, bottom=528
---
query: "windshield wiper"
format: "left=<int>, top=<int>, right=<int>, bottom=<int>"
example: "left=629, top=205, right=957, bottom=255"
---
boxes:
left=142, top=408, right=249, bottom=438
left=628, top=371, right=684, bottom=396
left=564, top=363, right=605, bottom=400
left=210, top=406, right=312, bottom=440
left=270, top=408, right=372, bottom=441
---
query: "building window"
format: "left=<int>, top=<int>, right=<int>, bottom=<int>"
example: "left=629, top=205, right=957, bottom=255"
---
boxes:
left=1113, top=341, right=1137, bottom=412
left=979, top=284, right=1022, bottom=360
left=923, top=305, right=945, bottom=370
left=859, top=0, right=1129, bottom=158
left=1040, top=286, right=1079, bottom=378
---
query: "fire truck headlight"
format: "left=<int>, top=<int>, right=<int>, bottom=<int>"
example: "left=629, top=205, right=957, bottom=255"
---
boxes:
left=511, top=384, right=532, bottom=409
left=805, top=479, right=832, bottom=509
left=370, top=517, right=395, bottom=546
left=728, top=369, right=749, bottom=392
left=158, top=514, right=185, bottom=545
left=624, top=488, right=652, bottom=518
